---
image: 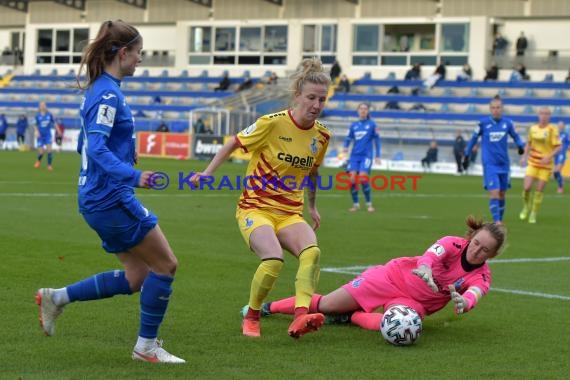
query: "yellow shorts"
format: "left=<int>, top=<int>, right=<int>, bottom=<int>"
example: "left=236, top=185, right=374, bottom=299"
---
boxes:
left=525, top=165, right=552, bottom=182
left=235, top=207, right=306, bottom=246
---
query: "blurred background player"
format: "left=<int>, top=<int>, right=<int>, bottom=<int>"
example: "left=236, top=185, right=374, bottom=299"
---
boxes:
left=553, top=121, right=569, bottom=194
left=16, top=114, right=29, bottom=150
left=0, top=113, right=7, bottom=150
left=464, top=97, right=525, bottom=224
left=35, top=20, right=185, bottom=364
left=54, top=118, right=65, bottom=152
left=33, top=101, right=55, bottom=170
left=343, top=103, right=381, bottom=212
left=246, top=215, right=506, bottom=333
left=190, top=58, right=332, bottom=339
left=519, top=107, right=561, bottom=223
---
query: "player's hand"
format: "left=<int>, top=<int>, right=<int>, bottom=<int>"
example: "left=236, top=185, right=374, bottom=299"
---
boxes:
left=309, top=207, right=321, bottom=231
left=518, top=146, right=525, bottom=155
left=189, top=172, right=205, bottom=187
left=138, top=171, right=153, bottom=189
left=448, top=285, right=467, bottom=314
left=412, top=265, right=438, bottom=292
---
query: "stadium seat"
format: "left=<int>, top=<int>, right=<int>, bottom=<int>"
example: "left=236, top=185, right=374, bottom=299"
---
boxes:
left=199, top=70, right=208, bottom=77
left=392, top=151, right=404, bottom=161
left=386, top=72, right=396, bottom=80
left=543, top=74, right=554, bottom=82
left=553, top=106, right=562, bottom=115
left=524, top=88, right=535, bottom=97
left=523, top=105, right=534, bottom=114
left=440, top=103, right=449, bottom=112
left=179, top=70, right=188, bottom=77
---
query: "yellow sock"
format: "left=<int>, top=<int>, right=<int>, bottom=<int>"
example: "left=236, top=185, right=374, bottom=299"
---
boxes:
left=522, top=190, right=531, bottom=210
left=248, top=259, right=283, bottom=310
left=295, top=245, right=321, bottom=310
left=531, top=191, right=544, bottom=214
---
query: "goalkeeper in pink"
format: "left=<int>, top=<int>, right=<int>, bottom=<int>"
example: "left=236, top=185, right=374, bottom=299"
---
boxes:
left=247, top=215, right=506, bottom=331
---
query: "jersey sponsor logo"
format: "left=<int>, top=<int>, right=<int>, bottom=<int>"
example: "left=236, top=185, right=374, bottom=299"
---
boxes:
left=241, top=123, right=256, bottom=135
left=489, top=131, right=506, bottom=142
left=268, top=111, right=286, bottom=119
left=96, top=104, right=116, bottom=127
left=277, top=152, right=314, bottom=169
left=279, top=136, right=292, bottom=142
left=427, top=243, right=445, bottom=256
left=102, top=93, right=117, bottom=100
left=354, top=131, right=367, bottom=140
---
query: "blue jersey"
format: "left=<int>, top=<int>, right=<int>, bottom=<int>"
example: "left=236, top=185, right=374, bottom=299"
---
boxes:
left=0, top=115, right=7, bottom=134
left=555, top=131, right=569, bottom=165
left=35, top=112, right=54, bottom=138
left=465, top=116, right=524, bottom=172
left=16, top=117, right=28, bottom=135
left=343, top=118, right=381, bottom=158
left=77, top=72, right=140, bottom=213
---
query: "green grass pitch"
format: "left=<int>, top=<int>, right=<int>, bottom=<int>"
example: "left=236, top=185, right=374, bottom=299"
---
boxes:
left=1, top=150, right=569, bottom=379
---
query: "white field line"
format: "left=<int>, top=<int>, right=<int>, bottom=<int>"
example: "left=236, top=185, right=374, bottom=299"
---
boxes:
left=323, top=257, right=570, bottom=301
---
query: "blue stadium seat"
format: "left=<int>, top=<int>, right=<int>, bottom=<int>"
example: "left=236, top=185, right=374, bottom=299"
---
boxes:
left=362, top=72, right=372, bottom=80
left=543, top=74, right=554, bottom=82
left=523, top=105, right=534, bottom=114
left=467, top=104, right=476, bottom=113
left=160, top=69, right=169, bottom=77
left=440, top=103, right=449, bottom=112
left=553, top=106, right=562, bottom=115
left=386, top=72, right=396, bottom=80
left=199, top=70, right=208, bottom=77
left=179, top=70, right=188, bottom=77
left=524, top=88, right=535, bottom=97
left=470, top=88, right=479, bottom=96
left=555, top=89, right=565, bottom=98
left=392, top=151, right=404, bottom=161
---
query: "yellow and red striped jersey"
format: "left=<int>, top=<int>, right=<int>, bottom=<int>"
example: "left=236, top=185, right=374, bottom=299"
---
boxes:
left=235, top=109, right=331, bottom=215
left=527, top=124, right=561, bottom=169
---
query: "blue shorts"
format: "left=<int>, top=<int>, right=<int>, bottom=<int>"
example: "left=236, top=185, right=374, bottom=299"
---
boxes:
left=347, top=156, right=373, bottom=173
left=82, top=197, right=158, bottom=253
left=554, top=152, right=567, bottom=166
left=483, top=170, right=511, bottom=191
left=37, top=135, right=53, bottom=147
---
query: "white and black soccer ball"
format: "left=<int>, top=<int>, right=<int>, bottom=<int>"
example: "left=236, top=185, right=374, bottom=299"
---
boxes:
left=380, top=305, right=422, bottom=346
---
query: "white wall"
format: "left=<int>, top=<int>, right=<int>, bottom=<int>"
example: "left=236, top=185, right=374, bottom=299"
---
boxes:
left=501, top=19, right=570, bottom=55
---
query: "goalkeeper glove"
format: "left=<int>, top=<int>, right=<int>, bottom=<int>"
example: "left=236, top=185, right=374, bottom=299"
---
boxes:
left=412, top=265, right=438, bottom=292
left=448, top=285, right=467, bottom=314
left=518, top=146, right=525, bottom=155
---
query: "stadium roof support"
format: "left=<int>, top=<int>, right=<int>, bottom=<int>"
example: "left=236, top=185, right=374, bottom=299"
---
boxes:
left=186, top=0, right=212, bottom=7
left=264, top=0, right=283, bottom=5
left=54, top=0, right=85, bottom=11
left=0, top=0, right=28, bottom=12
left=115, top=0, right=146, bottom=9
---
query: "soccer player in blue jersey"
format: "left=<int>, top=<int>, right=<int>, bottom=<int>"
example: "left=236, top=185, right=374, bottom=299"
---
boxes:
left=35, top=20, right=185, bottom=364
left=0, top=113, right=7, bottom=150
left=464, top=97, right=525, bottom=224
left=33, top=102, right=55, bottom=170
left=343, top=103, right=381, bottom=212
left=553, top=121, right=569, bottom=194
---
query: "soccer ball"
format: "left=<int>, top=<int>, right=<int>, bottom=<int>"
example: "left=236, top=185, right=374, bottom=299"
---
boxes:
left=380, top=305, right=422, bottom=346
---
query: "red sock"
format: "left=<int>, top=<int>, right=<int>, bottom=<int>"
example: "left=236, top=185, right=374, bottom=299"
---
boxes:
left=294, top=307, right=308, bottom=319
left=350, top=311, right=383, bottom=331
left=245, top=307, right=260, bottom=320
left=270, top=294, right=323, bottom=314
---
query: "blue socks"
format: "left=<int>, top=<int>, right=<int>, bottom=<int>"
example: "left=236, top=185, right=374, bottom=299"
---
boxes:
left=139, top=272, right=174, bottom=339
left=362, top=183, right=371, bottom=203
left=489, top=198, right=501, bottom=222
left=67, top=270, right=132, bottom=302
left=350, top=183, right=359, bottom=204
left=47, top=152, right=53, bottom=165
left=498, top=199, right=505, bottom=220
left=554, top=171, right=563, bottom=188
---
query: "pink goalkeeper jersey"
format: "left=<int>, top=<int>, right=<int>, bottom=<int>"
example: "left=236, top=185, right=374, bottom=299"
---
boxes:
left=387, top=236, right=492, bottom=315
